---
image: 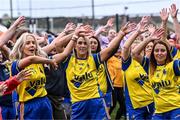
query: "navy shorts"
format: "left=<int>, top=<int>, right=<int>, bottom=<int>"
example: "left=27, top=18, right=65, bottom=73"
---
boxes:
left=71, top=97, right=108, bottom=119
left=18, top=96, right=53, bottom=119
left=152, top=108, right=180, bottom=120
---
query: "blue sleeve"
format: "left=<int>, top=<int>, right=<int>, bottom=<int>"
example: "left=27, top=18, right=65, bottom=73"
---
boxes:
left=173, top=60, right=180, bottom=76
left=61, top=55, right=71, bottom=70
left=122, top=55, right=131, bottom=71
left=92, top=53, right=101, bottom=69
left=170, top=47, right=177, bottom=59
left=141, top=56, right=150, bottom=74
left=11, top=61, right=20, bottom=76
left=12, top=91, right=19, bottom=103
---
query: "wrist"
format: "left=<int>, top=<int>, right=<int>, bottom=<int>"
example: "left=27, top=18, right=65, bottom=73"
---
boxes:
left=14, top=75, right=21, bottom=83
left=119, top=30, right=126, bottom=36
left=135, top=30, right=141, bottom=35
left=71, top=34, right=78, bottom=42
left=147, top=38, right=154, bottom=42
left=104, top=25, right=109, bottom=29
left=173, top=17, right=178, bottom=21
left=63, top=30, right=68, bottom=35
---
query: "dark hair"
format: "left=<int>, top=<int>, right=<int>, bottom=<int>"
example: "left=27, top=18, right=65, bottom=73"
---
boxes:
left=89, top=36, right=101, bottom=53
left=150, top=40, right=172, bottom=76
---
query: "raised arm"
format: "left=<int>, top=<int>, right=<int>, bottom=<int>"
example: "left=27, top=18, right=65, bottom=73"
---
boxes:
left=132, top=28, right=164, bottom=64
left=0, top=45, right=11, bottom=60
left=42, top=23, right=76, bottom=54
left=18, top=55, right=57, bottom=70
left=160, top=8, right=169, bottom=41
left=54, top=33, right=74, bottom=53
left=169, top=4, right=180, bottom=44
left=0, top=69, right=31, bottom=95
left=0, top=16, right=25, bottom=47
left=53, top=25, right=90, bottom=64
left=94, top=18, right=114, bottom=37
left=100, top=22, right=134, bottom=62
left=122, top=16, right=149, bottom=61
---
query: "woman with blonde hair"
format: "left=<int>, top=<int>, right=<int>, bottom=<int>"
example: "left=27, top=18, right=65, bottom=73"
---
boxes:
left=10, top=32, right=57, bottom=119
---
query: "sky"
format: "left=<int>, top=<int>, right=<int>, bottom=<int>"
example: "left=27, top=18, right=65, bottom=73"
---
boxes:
left=0, top=0, right=179, bottom=19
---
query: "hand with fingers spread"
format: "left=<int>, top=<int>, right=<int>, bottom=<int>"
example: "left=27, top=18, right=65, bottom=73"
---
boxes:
left=9, top=16, right=26, bottom=30
left=64, top=22, right=76, bottom=34
left=105, top=18, right=115, bottom=28
left=97, top=26, right=108, bottom=33
left=0, top=16, right=26, bottom=47
left=16, top=69, right=32, bottom=82
left=0, top=82, right=8, bottom=96
left=160, top=8, right=169, bottom=22
left=136, top=16, right=150, bottom=34
left=120, top=22, right=136, bottom=35
left=74, top=25, right=92, bottom=37
left=169, top=4, right=179, bottom=19
left=140, top=16, right=151, bottom=24
left=147, top=24, right=156, bottom=34
left=148, top=28, right=165, bottom=41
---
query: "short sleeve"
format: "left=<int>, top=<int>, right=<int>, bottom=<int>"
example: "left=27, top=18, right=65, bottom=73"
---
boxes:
left=92, top=53, right=101, bottom=69
left=11, top=61, right=20, bottom=76
left=173, top=60, right=180, bottom=76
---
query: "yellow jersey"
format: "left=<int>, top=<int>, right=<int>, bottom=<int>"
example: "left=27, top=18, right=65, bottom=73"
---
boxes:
left=146, top=59, right=180, bottom=113
left=122, top=56, right=153, bottom=109
left=11, top=61, right=47, bottom=102
left=170, top=47, right=180, bottom=59
left=62, top=54, right=102, bottom=103
left=97, top=64, right=107, bottom=94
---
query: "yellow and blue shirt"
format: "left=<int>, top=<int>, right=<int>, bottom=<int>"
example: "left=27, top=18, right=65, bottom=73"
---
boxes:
left=97, top=64, right=107, bottom=94
left=122, top=56, right=153, bottom=109
left=143, top=58, right=180, bottom=113
left=62, top=54, right=102, bottom=103
left=11, top=61, right=47, bottom=102
left=170, top=47, right=180, bottom=59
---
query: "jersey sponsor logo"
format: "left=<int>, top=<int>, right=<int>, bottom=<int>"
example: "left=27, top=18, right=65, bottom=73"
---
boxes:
left=151, top=80, right=171, bottom=94
left=134, top=73, right=148, bottom=86
left=71, top=72, right=94, bottom=88
left=25, top=77, right=46, bottom=96
left=25, top=67, right=45, bottom=96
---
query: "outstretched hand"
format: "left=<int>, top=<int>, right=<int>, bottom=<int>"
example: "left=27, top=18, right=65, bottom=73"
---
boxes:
left=74, top=25, right=92, bottom=36
left=16, top=69, right=32, bottom=82
left=120, top=22, right=136, bottom=34
left=148, top=28, right=165, bottom=41
left=0, top=82, right=7, bottom=96
left=136, top=16, right=150, bottom=34
left=147, top=24, right=156, bottom=34
left=169, top=4, right=178, bottom=19
left=160, top=8, right=169, bottom=22
left=105, top=18, right=114, bottom=28
left=140, top=16, right=151, bottom=24
left=64, top=22, right=76, bottom=34
left=9, top=16, right=25, bottom=30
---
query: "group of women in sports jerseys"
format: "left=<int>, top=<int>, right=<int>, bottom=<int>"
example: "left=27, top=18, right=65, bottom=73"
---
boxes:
left=0, top=3, right=179, bottom=120
left=121, top=4, right=180, bottom=120
left=0, top=19, right=134, bottom=119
